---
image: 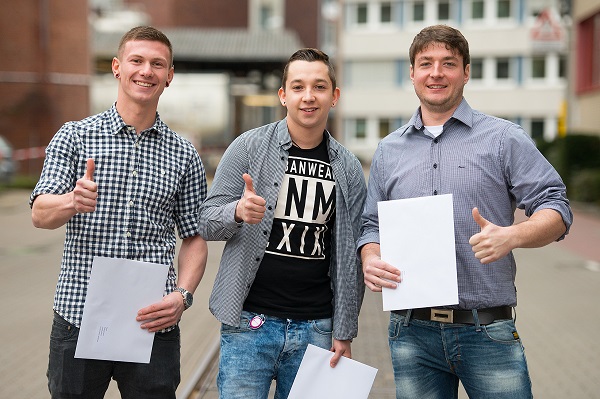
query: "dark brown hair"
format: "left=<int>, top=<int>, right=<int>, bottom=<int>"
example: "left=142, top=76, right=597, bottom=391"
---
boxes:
left=409, top=25, right=470, bottom=69
left=281, top=48, right=336, bottom=91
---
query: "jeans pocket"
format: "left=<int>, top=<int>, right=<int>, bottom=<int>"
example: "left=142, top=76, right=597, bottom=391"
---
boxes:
left=311, top=318, right=333, bottom=335
left=221, top=312, right=254, bottom=334
left=50, top=313, right=78, bottom=342
left=155, top=325, right=180, bottom=342
left=482, top=319, right=521, bottom=344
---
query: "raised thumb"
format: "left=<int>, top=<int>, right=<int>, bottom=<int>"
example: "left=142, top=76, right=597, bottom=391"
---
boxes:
left=242, top=173, right=255, bottom=194
left=84, top=158, right=95, bottom=181
left=472, top=207, right=489, bottom=229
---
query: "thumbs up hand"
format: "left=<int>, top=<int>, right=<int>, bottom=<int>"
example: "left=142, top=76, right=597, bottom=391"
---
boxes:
left=235, top=173, right=266, bottom=224
left=73, top=158, right=98, bottom=214
left=468, top=207, right=513, bottom=264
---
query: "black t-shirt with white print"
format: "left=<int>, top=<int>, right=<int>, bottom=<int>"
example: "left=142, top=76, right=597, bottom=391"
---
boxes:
left=243, top=135, right=335, bottom=320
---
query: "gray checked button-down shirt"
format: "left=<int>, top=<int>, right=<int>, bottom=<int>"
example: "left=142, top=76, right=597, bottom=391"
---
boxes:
left=199, top=119, right=367, bottom=340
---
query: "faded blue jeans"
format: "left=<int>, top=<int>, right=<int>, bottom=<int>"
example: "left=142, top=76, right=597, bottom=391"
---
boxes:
left=389, top=312, right=533, bottom=399
left=217, top=310, right=333, bottom=399
left=47, top=312, right=180, bottom=399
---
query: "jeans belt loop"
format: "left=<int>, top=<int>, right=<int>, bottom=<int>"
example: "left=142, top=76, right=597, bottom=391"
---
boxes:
left=430, top=308, right=453, bottom=323
left=403, top=309, right=412, bottom=326
left=472, top=309, right=481, bottom=331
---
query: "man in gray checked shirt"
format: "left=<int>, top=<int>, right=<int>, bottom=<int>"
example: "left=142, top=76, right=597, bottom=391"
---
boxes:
left=199, top=48, right=366, bottom=399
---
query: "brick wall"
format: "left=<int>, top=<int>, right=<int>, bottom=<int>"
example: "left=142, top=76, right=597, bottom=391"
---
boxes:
left=0, top=0, right=90, bottom=176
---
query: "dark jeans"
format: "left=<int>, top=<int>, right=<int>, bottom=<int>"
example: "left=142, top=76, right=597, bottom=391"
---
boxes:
left=47, top=312, right=180, bottom=399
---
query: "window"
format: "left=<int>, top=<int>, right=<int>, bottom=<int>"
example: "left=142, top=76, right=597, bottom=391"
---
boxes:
left=438, top=1, right=451, bottom=21
left=497, top=0, right=511, bottom=18
left=559, top=56, right=567, bottom=79
left=496, top=58, right=510, bottom=79
left=577, top=11, right=600, bottom=92
left=470, top=58, right=484, bottom=80
left=381, top=2, right=392, bottom=23
left=379, top=119, right=391, bottom=138
left=531, top=119, right=544, bottom=141
left=259, top=5, right=273, bottom=29
left=531, top=56, right=546, bottom=78
left=358, top=3, right=368, bottom=24
left=471, top=0, right=484, bottom=19
left=355, top=119, right=367, bottom=139
left=413, top=1, right=425, bottom=22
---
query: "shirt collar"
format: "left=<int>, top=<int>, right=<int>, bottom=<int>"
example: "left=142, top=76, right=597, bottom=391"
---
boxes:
left=407, top=98, right=474, bottom=135
left=106, top=103, right=165, bottom=137
left=276, top=118, right=338, bottom=159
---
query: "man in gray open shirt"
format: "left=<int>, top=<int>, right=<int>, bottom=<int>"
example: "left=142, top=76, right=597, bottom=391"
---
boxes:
left=199, top=48, right=366, bottom=399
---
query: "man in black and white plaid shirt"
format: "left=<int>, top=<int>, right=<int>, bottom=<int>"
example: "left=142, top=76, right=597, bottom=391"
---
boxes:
left=30, top=26, right=208, bottom=399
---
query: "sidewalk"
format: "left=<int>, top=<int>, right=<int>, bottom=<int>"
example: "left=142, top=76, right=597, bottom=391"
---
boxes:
left=198, top=205, right=600, bottom=398
left=1, top=188, right=599, bottom=398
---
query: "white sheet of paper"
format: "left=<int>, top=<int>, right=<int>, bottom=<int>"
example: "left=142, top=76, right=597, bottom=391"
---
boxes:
left=288, top=344, right=378, bottom=399
left=378, top=194, right=459, bottom=311
left=74, top=256, right=169, bottom=363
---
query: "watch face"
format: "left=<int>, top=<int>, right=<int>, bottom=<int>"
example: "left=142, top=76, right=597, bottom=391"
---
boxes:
left=184, top=293, right=193, bottom=307
left=177, top=288, right=193, bottom=309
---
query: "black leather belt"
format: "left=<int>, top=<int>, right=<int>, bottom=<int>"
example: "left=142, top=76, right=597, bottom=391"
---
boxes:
left=392, top=306, right=513, bottom=325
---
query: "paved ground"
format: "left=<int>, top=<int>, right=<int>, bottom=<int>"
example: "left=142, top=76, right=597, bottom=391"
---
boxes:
left=1, top=188, right=599, bottom=398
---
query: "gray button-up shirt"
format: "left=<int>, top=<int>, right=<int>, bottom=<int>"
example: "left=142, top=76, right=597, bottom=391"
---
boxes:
left=199, top=119, right=367, bottom=340
left=358, top=99, right=572, bottom=310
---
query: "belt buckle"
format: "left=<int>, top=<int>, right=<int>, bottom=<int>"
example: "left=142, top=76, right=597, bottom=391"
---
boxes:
left=430, top=309, right=454, bottom=323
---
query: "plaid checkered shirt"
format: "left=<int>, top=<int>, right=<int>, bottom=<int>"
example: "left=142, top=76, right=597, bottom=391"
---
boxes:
left=30, top=104, right=207, bottom=328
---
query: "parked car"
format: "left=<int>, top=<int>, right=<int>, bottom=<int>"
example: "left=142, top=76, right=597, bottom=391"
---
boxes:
left=0, top=135, right=15, bottom=184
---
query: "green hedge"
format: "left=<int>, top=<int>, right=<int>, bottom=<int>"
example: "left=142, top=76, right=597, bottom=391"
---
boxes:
left=539, top=134, right=600, bottom=204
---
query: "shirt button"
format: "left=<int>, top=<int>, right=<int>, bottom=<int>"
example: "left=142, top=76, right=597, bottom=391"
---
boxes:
left=433, top=163, right=438, bottom=169
left=255, top=257, right=260, bottom=262
left=433, top=190, right=438, bottom=195
left=274, top=182, right=278, bottom=187
left=263, top=231, right=267, bottom=235
left=132, top=170, right=138, bottom=177
left=434, top=138, right=439, bottom=143
left=268, top=206, right=272, bottom=211
left=125, top=231, right=132, bottom=237
left=128, top=200, right=134, bottom=206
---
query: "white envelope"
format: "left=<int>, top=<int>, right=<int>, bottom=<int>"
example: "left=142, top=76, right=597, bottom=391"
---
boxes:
left=288, top=344, right=378, bottom=399
left=378, top=194, right=459, bottom=311
left=74, top=256, right=169, bottom=363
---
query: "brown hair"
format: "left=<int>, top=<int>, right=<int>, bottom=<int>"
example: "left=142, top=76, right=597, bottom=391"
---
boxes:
left=118, top=26, right=174, bottom=67
left=281, top=48, right=336, bottom=91
left=409, top=25, right=470, bottom=69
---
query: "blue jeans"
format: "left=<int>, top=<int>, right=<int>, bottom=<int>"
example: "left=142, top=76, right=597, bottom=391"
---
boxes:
left=388, top=312, right=532, bottom=399
left=218, top=310, right=333, bottom=399
left=47, top=312, right=181, bottom=399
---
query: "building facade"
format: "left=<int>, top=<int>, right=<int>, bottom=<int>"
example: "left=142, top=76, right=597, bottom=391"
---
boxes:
left=0, top=1, right=91, bottom=175
left=338, top=0, right=569, bottom=160
left=568, top=0, right=600, bottom=135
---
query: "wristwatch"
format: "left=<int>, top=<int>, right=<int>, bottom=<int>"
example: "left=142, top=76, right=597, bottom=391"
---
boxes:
left=175, top=287, right=193, bottom=310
